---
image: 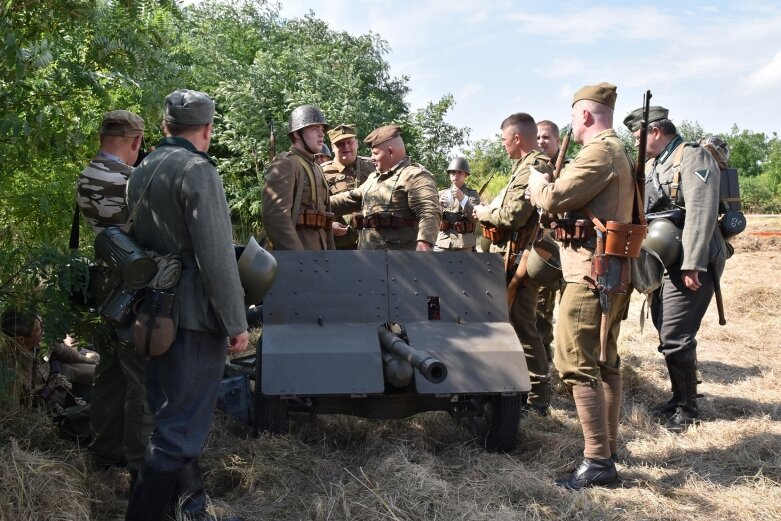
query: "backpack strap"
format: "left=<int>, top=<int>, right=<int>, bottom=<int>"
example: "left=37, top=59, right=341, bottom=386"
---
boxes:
left=670, top=142, right=689, bottom=204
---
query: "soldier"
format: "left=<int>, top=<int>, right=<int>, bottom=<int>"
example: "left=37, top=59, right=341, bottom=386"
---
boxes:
left=535, top=120, right=567, bottom=362
left=124, top=89, right=248, bottom=521
left=472, top=113, right=553, bottom=415
left=75, top=110, right=152, bottom=482
left=314, top=143, right=332, bottom=165
left=262, top=104, right=335, bottom=250
left=322, top=123, right=376, bottom=249
left=529, top=82, right=633, bottom=489
left=434, top=157, right=479, bottom=251
left=624, top=105, right=729, bottom=432
left=330, top=125, right=441, bottom=251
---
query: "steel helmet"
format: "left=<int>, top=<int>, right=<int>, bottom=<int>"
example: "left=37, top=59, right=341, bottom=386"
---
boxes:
left=238, top=236, right=278, bottom=305
left=318, top=143, right=332, bottom=159
left=447, top=157, right=470, bottom=174
left=287, top=105, right=329, bottom=136
left=642, top=218, right=682, bottom=267
left=526, top=234, right=562, bottom=285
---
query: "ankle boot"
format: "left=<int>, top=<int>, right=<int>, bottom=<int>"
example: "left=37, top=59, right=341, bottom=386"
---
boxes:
left=125, top=465, right=178, bottom=521
left=554, top=457, right=618, bottom=490
left=665, top=360, right=700, bottom=433
left=601, top=373, right=622, bottom=457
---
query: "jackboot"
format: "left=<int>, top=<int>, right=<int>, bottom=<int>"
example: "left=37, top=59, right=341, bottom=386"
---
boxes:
left=651, top=357, right=683, bottom=419
left=665, top=359, right=700, bottom=433
left=601, top=373, right=622, bottom=457
left=125, top=465, right=178, bottom=521
left=555, top=383, right=616, bottom=489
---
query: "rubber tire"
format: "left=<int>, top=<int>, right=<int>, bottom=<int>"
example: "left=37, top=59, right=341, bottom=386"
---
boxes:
left=253, top=335, right=289, bottom=435
left=470, top=394, right=521, bottom=452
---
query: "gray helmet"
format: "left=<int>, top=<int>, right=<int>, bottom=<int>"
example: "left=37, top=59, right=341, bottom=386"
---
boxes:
left=318, top=143, right=332, bottom=159
left=287, top=105, right=329, bottom=136
left=526, top=234, right=562, bottom=285
left=447, top=157, right=470, bottom=174
left=642, top=218, right=682, bottom=267
left=238, top=237, right=278, bottom=305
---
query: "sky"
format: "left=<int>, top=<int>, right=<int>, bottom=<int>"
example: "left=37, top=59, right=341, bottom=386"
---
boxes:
left=274, top=0, right=781, bottom=149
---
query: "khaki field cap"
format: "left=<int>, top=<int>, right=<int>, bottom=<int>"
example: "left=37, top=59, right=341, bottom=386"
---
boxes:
left=572, top=81, right=617, bottom=109
left=623, top=106, right=669, bottom=132
left=100, top=110, right=144, bottom=137
left=164, top=89, right=215, bottom=125
left=364, top=124, right=402, bottom=148
left=328, top=124, right=357, bottom=144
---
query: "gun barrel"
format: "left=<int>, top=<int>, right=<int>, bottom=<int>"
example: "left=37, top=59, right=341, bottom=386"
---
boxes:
left=377, top=327, right=447, bottom=384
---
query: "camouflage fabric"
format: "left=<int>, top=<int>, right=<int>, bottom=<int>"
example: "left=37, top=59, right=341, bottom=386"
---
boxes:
left=76, top=155, right=131, bottom=234
left=330, top=157, right=441, bottom=250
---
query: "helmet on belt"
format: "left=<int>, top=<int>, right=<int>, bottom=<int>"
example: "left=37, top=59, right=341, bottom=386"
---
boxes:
left=238, top=236, right=278, bottom=305
left=318, top=143, right=332, bottom=159
left=699, top=135, right=730, bottom=170
left=446, top=157, right=470, bottom=174
left=287, top=105, right=329, bottom=136
left=526, top=234, right=563, bottom=285
left=642, top=218, right=682, bottom=267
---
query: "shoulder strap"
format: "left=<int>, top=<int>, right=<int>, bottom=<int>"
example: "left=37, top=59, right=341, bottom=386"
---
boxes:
left=69, top=204, right=81, bottom=250
left=123, top=147, right=180, bottom=233
left=670, top=142, right=689, bottom=203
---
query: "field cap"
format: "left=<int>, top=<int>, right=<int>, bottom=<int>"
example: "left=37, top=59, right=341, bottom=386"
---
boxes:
left=164, top=89, right=215, bottom=125
left=328, top=124, right=357, bottom=144
left=364, top=125, right=402, bottom=148
left=572, top=82, right=617, bottom=109
left=623, top=106, right=670, bottom=132
left=100, top=110, right=144, bottom=137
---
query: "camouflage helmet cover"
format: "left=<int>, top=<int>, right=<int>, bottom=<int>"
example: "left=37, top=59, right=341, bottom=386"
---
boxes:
left=447, top=157, right=471, bottom=174
left=699, top=135, right=730, bottom=169
left=287, top=105, right=329, bottom=135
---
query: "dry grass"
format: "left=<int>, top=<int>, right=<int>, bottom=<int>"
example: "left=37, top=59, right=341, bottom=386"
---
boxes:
left=2, top=216, right=781, bottom=520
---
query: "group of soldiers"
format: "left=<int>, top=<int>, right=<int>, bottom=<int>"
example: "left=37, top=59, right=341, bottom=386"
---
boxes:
left=65, top=78, right=729, bottom=520
left=260, top=82, right=730, bottom=490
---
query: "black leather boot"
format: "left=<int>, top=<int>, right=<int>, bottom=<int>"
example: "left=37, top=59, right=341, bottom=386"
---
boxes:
left=175, top=460, right=244, bottom=521
left=554, top=458, right=618, bottom=490
left=652, top=357, right=683, bottom=419
left=125, top=465, right=178, bottom=521
left=664, top=360, right=700, bottom=433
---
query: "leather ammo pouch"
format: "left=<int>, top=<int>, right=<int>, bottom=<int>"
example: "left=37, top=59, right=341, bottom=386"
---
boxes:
left=551, top=219, right=593, bottom=241
left=481, top=224, right=507, bottom=243
left=133, top=288, right=176, bottom=357
left=295, top=209, right=335, bottom=230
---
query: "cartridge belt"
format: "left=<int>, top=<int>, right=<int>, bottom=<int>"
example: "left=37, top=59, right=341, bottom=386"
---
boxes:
left=440, top=220, right=475, bottom=233
left=295, top=209, right=335, bottom=230
left=351, top=212, right=417, bottom=230
left=550, top=218, right=595, bottom=242
left=481, top=224, right=508, bottom=244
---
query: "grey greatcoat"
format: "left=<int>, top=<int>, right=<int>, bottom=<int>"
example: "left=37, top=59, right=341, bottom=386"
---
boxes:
left=126, top=137, right=247, bottom=338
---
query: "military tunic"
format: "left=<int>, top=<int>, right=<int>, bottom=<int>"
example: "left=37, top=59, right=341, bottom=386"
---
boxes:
left=322, top=155, right=375, bottom=249
left=530, top=129, right=634, bottom=385
left=646, top=136, right=728, bottom=363
left=76, top=152, right=152, bottom=473
left=435, top=184, right=479, bottom=251
left=330, top=157, right=441, bottom=250
left=476, top=149, right=552, bottom=407
left=262, top=146, right=335, bottom=251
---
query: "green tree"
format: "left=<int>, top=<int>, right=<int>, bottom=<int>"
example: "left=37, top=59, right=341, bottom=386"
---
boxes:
left=725, top=125, right=768, bottom=178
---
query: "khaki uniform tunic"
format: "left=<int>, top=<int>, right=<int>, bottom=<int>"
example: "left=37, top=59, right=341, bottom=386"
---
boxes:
left=435, top=184, right=479, bottom=250
left=322, top=156, right=375, bottom=249
left=330, top=157, right=441, bottom=250
left=262, top=146, right=335, bottom=251
left=530, top=129, right=634, bottom=385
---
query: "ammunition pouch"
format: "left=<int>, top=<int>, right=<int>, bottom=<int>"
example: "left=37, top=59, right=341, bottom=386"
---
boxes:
left=352, top=212, right=416, bottom=230
left=550, top=219, right=594, bottom=242
left=439, top=215, right=475, bottom=233
left=132, top=288, right=176, bottom=357
left=99, top=286, right=145, bottom=327
left=481, top=224, right=508, bottom=244
left=295, top=209, right=334, bottom=230
left=603, top=221, right=646, bottom=258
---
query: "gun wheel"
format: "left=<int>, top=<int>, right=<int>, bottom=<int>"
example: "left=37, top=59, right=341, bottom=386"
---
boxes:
left=253, top=336, right=289, bottom=435
left=469, top=394, right=521, bottom=452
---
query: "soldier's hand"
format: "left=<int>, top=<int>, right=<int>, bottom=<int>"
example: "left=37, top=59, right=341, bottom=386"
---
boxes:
left=682, top=270, right=702, bottom=291
left=454, top=187, right=465, bottom=202
left=332, top=221, right=349, bottom=237
left=472, top=204, right=487, bottom=220
left=228, top=331, right=249, bottom=354
left=416, top=240, right=433, bottom=251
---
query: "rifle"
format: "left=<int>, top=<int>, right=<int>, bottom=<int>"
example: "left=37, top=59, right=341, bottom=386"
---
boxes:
left=269, top=120, right=277, bottom=161
left=635, top=90, right=652, bottom=211
left=477, top=171, right=497, bottom=200
left=552, top=128, right=571, bottom=181
left=505, top=219, right=539, bottom=306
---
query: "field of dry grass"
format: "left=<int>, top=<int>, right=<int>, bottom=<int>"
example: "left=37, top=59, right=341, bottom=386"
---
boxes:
left=1, top=216, right=780, bottom=521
